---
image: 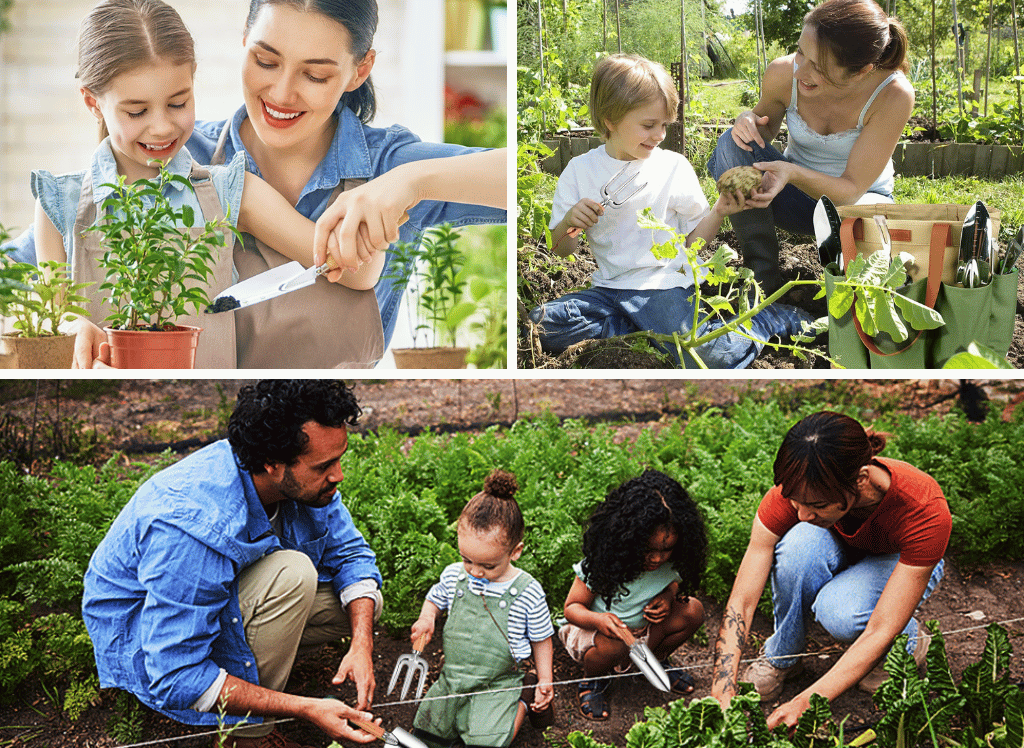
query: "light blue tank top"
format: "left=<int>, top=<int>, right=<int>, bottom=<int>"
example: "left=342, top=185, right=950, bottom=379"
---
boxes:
left=784, top=63, right=904, bottom=197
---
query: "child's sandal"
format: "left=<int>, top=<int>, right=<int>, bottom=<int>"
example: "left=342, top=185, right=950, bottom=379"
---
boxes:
left=577, top=679, right=610, bottom=721
left=661, top=662, right=695, bottom=695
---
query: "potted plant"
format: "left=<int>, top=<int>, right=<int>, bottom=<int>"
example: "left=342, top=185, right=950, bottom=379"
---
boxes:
left=0, top=253, right=92, bottom=369
left=87, top=167, right=239, bottom=369
left=387, top=223, right=476, bottom=369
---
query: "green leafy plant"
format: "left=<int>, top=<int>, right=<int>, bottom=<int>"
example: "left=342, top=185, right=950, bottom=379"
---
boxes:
left=86, top=166, right=240, bottom=331
left=385, top=224, right=474, bottom=349
left=640, top=207, right=828, bottom=368
left=107, top=690, right=144, bottom=744
left=942, top=341, right=1014, bottom=368
left=827, top=250, right=945, bottom=343
left=0, top=258, right=91, bottom=338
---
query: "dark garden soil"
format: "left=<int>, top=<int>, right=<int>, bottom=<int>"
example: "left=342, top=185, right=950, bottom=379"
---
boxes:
left=2, top=379, right=1024, bottom=748
left=517, top=230, right=1024, bottom=370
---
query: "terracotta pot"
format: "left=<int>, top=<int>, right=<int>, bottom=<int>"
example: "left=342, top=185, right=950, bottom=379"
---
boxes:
left=392, top=346, right=468, bottom=369
left=105, top=325, right=202, bottom=369
left=0, top=333, right=76, bottom=369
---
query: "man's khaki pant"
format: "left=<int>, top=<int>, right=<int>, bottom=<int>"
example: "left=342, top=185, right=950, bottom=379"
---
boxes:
left=233, top=550, right=350, bottom=737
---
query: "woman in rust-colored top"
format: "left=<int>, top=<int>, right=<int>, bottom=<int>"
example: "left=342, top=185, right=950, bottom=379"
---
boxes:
left=710, top=411, right=949, bottom=730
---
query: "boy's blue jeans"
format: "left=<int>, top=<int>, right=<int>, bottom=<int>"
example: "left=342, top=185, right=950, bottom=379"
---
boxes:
left=763, top=523, right=944, bottom=669
left=528, top=285, right=808, bottom=369
left=705, top=129, right=894, bottom=237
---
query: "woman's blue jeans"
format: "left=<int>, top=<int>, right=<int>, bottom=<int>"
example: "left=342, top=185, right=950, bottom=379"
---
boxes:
left=764, top=523, right=944, bottom=669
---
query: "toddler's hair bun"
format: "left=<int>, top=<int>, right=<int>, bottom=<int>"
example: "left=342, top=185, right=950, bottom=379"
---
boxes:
left=484, top=469, right=518, bottom=500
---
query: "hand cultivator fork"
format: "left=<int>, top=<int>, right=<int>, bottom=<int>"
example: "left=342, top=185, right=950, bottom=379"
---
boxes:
left=387, top=632, right=429, bottom=700
left=566, top=163, right=648, bottom=238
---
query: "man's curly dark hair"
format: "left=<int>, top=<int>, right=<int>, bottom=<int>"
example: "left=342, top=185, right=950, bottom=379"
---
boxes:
left=228, top=380, right=361, bottom=473
left=581, top=470, right=707, bottom=608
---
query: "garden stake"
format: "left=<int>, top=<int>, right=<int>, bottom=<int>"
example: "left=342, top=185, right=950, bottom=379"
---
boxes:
left=387, top=632, right=429, bottom=700
left=350, top=717, right=429, bottom=748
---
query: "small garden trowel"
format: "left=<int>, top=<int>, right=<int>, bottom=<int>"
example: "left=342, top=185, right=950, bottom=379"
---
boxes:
left=620, top=628, right=672, bottom=693
left=204, top=255, right=340, bottom=314
left=350, top=717, right=429, bottom=748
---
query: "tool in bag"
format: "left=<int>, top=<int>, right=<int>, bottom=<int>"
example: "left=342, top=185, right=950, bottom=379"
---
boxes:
left=619, top=628, right=672, bottom=693
left=387, top=632, right=429, bottom=700
left=823, top=203, right=1015, bottom=368
left=998, top=226, right=1024, bottom=275
left=813, top=195, right=843, bottom=270
left=955, top=202, right=994, bottom=289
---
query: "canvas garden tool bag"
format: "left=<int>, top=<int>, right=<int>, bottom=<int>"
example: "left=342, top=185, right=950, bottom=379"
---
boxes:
left=825, top=203, right=1016, bottom=369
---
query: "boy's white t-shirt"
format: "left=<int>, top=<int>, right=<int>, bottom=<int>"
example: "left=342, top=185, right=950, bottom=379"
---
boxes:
left=549, top=144, right=710, bottom=290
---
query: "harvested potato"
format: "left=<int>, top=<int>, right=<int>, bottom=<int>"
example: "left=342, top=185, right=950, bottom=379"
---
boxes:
left=716, top=166, right=763, bottom=198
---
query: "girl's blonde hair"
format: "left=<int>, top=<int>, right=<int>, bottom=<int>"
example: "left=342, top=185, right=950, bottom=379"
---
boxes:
left=77, top=0, right=197, bottom=141
left=590, top=54, right=679, bottom=139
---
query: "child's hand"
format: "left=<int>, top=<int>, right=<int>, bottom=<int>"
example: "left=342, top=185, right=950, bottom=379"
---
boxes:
left=594, top=612, right=629, bottom=642
left=712, top=189, right=748, bottom=219
left=643, top=590, right=673, bottom=625
left=565, top=197, right=605, bottom=237
left=532, top=680, right=554, bottom=711
left=409, top=617, right=434, bottom=650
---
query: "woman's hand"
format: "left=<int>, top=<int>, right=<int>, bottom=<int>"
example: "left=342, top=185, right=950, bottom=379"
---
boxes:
left=70, top=318, right=111, bottom=369
left=731, top=110, right=771, bottom=151
left=313, top=173, right=416, bottom=275
left=746, top=162, right=793, bottom=208
left=767, top=694, right=811, bottom=731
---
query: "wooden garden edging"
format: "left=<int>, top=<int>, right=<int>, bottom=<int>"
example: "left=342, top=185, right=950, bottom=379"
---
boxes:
left=540, top=135, right=1024, bottom=180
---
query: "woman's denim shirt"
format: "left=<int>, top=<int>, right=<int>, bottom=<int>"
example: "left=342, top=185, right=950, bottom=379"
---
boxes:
left=188, top=105, right=506, bottom=347
left=6, top=105, right=506, bottom=348
left=30, top=140, right=245, bottom=273
left=81, top=439, right=382, bottom=727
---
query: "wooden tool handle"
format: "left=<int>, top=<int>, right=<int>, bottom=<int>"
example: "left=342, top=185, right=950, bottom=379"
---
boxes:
left=619, top=627, right=636, bottom=647
left=413, top=632, right=428, bottom=652
left=350, top=717, right=386, bottom=740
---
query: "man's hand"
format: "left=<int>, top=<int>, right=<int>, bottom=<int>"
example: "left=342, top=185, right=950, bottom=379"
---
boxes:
left=302, top=697, right=379, bottom=743
left=766, top=693, right=811, bottom=731
left=333, top=644, right=375, bottom=710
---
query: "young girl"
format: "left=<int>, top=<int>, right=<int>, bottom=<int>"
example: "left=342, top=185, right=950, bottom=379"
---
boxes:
left=561, top=470, right=707, bottom=720
left=527, top=53, right=811, bottom=369
left=32, top=0, right=377, bottom=368
left=411, top=470, right=555, bottom=748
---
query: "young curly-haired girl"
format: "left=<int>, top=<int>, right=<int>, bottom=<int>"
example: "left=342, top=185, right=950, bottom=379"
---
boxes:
left=412, top=470, right=555, bottom=748
left=561, top=469, right=707, bottom=720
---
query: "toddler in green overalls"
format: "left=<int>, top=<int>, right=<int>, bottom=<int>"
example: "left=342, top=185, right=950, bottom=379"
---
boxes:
left=411, top=470, right=555, bottom=748
left=561, top=470, right=708, bottom=721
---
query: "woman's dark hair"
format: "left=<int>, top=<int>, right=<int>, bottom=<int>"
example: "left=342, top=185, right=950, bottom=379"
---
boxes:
left=245, top=0, right=377, bottom=122
left=229, top=379, right=361, bottom=473
left=459, top=470, right=525, bottom=551
left=581, top=470, right=707, bottom=608
left=805, top=0, right=909, bottom=80
left=773, top=411, right=889, bottom=507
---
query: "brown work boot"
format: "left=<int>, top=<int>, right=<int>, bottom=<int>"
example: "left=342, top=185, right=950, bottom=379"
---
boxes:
left=214, top=729, right=316, bottom=748
left=742, top=649, right=804, bottom=702
left=858, top=626, right=931, bottom=694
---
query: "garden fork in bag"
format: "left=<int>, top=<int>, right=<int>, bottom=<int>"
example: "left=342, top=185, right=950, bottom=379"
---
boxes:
left=387, top=632, right=429, bottom=700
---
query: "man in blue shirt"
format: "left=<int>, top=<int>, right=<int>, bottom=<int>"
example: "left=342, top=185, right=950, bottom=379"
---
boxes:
left=83, top=380, right=383, bottom=748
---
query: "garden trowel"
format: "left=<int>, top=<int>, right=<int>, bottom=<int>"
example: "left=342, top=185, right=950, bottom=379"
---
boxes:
left=619, top=628, right=672, bottom=693
left=813, top=195, right=843, bottom=270
left=349, top=717, right=430, bottom=748
left=204, top=255, right=340, bottom=314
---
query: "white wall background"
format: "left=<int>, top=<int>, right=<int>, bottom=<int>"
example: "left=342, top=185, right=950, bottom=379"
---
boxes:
left=0, top=0, right=444, bottom=238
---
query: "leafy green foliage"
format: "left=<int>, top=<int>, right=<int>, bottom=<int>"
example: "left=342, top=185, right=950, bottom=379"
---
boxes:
left=0, top=259, right=91, bottom=338
left=87, top=166, right=241, bottom=330
left=827, top=251, right=945, bottom=342
left=107, top=690, right=145, bottom=744
left=943, top=341, right=1015, bottom=369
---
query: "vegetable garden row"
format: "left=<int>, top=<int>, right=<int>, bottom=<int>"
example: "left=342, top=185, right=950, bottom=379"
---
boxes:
left=2, top=394, right=1023, bottom=745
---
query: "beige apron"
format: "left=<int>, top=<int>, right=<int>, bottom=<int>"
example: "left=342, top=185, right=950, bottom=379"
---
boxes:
left=210, top=125, right=385, bottom=369
left=73, top=163, right=237, bottom=369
